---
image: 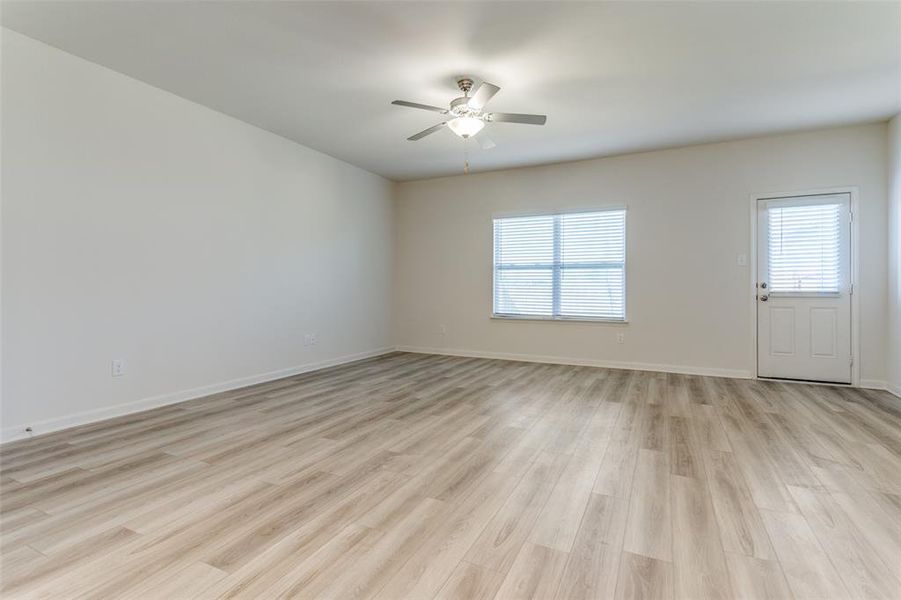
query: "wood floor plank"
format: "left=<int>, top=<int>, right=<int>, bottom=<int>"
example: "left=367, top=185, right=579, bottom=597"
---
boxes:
left=594, top=374, right=643, bottom=497
left=197, top=471, right=404, bottom=599
left=239, top=522, right=382, bottom=599
left=759, top=508, right=850, bottom=600
left=668, top=415, right=705, bottom=479
left=828, top=490, right=901, bottom=571
left=719, top=412, right=799, bottom=514
left=615, top=551, right=673, bottom=600
left=528, top=443, right=606, bottom=552
left=787, top=485, right=901, bottom=599
left=1, top=526, right=140, bottom=597
left=119, top=561, right=227, bottom=600
left=463, top=450, right=568, bottom=574
left=493, top=542, right=569, bottom=600
left=671, top=474, right=733, bottom=599
left=624, top=449, right=671, bottom=562
left=0, top=352, right=898, bottom=599
left=555, top=493, right=629, bottom=600
left=372, top=470, right=521, bottom=600
left=724, top=553, right=794, bottom=600
left=313, top=496, right=447, bottom=599
left=0, top=545, right=47, bottom=587
left=705, top=450, right=776, bottom=560
left=435, top=562, right=505, bottom=600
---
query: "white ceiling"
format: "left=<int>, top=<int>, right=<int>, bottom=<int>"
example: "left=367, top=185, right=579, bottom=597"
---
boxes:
left=3, top=1, right=900, bottom=181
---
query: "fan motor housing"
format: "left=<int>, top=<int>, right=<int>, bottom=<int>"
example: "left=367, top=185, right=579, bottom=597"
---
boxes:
left=450, top=96, right=481, bottom=117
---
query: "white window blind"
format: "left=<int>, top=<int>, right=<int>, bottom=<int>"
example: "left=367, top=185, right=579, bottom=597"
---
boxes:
left=493, top=209, right=626, bottom=320
left=768, top=203, right=841, bottom=293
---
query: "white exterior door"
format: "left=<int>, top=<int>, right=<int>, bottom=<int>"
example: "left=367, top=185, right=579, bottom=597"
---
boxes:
left=757, top=194, right=852, bottom=383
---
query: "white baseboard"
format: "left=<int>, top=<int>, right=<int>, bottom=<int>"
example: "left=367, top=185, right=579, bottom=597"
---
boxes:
left=0, top=347, right=395, bottom=444
left=395, top=345, right=753, bottom=379
left=860, top=379, right=886, bottom=390
left=860, top=379, right=901, bottom=398
left=7, top=344, right=892, bottom=445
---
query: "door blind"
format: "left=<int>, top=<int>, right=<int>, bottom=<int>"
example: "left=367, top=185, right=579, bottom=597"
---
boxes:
left=493, top=209, right=626, bottom=320
left=767, top=203, right=842, bottom=293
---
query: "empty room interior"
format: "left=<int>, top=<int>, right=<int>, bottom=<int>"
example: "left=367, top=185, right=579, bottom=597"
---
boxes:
left=2, top=1, right=901, bottom=598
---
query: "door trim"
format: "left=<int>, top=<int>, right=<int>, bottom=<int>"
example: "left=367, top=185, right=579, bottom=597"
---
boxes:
left=748, top=187, right=860, bottom=386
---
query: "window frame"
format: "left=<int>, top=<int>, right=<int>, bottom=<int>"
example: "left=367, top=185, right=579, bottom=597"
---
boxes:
left=491, top=207, right=628, bottom=323
left=763, top=196, right=846, bottom=298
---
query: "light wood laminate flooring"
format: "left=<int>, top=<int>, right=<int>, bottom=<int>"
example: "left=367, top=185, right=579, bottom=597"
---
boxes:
left=2, top=352, right=901, bottom=599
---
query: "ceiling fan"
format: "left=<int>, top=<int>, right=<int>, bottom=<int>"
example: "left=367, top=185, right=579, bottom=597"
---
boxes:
left=391, top=78, right=547, bottom=147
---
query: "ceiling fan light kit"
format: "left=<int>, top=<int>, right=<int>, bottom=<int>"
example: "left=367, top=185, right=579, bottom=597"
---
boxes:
left=392, top=77, right=547, bottom=144
left=447, top=116, right=484, bottom=138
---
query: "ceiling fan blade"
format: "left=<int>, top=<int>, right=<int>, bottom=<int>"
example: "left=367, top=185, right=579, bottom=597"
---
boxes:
left=467, top=82, right=500, bottom=110
left=475, top=132, right=496, bottom=150
left=407, top=122, right=447, bottom=141
left=392, top=100, right=448, bottom=114
left=487, top=112, right=547, bottom=125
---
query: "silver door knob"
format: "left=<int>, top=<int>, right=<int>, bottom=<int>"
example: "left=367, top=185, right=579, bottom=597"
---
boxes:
left=760, top=294, right=769, bottom=302
left=761, top=282, right=768, bottom=289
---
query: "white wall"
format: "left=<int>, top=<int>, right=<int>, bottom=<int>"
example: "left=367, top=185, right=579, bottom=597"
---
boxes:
left=395, top=124, right=888, bottom=383
left=2, top=31, right=895, bottom=444
left=888, top=115, right=901, bottom=396
left=1, top=30, right=394, bottom=440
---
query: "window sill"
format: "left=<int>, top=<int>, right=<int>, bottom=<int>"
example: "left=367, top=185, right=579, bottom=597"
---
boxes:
left=491, top=314, right=629, bottom=324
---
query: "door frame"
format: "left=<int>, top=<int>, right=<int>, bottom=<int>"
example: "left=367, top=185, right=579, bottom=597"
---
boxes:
left=748, top=186, right=860, bottom=386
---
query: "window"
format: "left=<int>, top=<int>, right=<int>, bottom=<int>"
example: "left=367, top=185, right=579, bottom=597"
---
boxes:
left=493, top=209, right=626, bottom=321
left=767, top=203, right=841, bottom=293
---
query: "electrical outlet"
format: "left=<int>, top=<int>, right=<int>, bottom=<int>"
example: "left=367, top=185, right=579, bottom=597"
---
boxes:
left=616, top=333, right=625, bottom=344
left=310, top=333, right=318, bottom=346
left=111, top=359, right=126, bottom=377
left=737, top=253, right=748, bottom=266
left=303, top=334, right=312, bottom=347
left=439, top=324, right=447, bottom=335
